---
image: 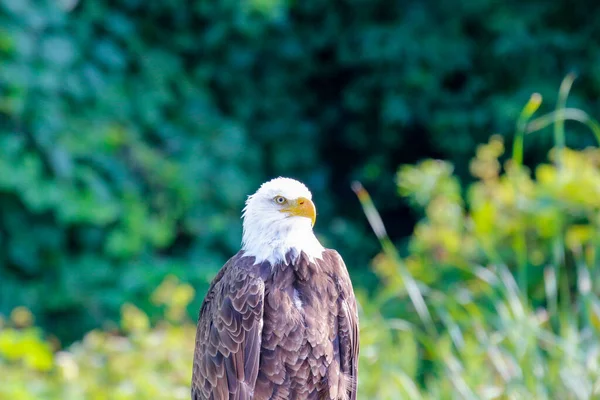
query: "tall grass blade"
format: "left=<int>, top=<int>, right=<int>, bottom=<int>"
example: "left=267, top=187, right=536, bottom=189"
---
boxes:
left=554, top=72, right=577, bottom=163
left=352, top=181, right=437, bottom=338
left=512, top=93, right=542, bottom=166
left=527, top=108, right=600, bottom=147
left=510, top=93, right=542, bottom=293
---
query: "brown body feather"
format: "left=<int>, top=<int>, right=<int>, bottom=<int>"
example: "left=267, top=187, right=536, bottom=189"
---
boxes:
left=192, top=249, right=359, bottom=400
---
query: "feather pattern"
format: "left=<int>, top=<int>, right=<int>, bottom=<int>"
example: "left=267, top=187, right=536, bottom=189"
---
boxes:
left=191, top=249, right=359, bottom=400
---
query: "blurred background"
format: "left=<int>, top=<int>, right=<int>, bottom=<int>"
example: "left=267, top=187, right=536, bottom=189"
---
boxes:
left=2, top=0, right=600, bottom=398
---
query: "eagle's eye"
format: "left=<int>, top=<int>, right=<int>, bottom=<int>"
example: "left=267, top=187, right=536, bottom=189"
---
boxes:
left=274, top=196, right=287, bottom=205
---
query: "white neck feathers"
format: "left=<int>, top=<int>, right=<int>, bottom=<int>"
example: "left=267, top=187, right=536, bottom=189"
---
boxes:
left=241, top=212, right=324, bottom=265
left=239, top=177, right=325, bottom=265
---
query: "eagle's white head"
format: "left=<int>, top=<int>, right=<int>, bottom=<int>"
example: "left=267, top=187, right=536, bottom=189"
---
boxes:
left=241, top=177, right=325, bottom=265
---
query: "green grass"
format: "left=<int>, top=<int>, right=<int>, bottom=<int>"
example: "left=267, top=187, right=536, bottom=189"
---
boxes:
left=354, top=75, right=600, bottom=399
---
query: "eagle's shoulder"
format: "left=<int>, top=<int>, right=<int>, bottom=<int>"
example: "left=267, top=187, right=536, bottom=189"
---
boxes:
left=322, top=248, right=344, bottom=263
left=320, top=249, right=352, bottom=280
left=198, top=251, right=264, bottom=317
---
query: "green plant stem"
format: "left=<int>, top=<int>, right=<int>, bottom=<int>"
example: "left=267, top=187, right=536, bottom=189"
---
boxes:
left=352, top=181, right=438, bottom=338
left=527, top=108, right=600, bottom=147
left=593, top=212, right=600, bottom=295
left=511, top=93, right=542, bottom=294
left=514, top=231, right=528, bottom=296
left=512, top=93, right=542, bottom=166
left=554, top=73, right=577, bottom=166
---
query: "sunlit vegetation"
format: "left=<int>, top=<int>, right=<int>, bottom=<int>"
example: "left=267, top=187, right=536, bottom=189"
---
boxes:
left=355, top=83, right=600, bottom=399
left=3, top=82, right=600, bottom=399
left=1, top=277, right=195, bottom=400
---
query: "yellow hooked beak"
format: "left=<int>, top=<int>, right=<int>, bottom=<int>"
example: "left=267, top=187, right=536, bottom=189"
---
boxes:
left=282, top=197, right=316, bottom=226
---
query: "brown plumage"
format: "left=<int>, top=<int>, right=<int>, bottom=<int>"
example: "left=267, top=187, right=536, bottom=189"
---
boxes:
left=191, top=177, right=359, bottom=399
left=192, top=249, right=359, bottom=400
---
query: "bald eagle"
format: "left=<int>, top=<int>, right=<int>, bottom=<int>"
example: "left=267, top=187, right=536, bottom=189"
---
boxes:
left=192, top=177, right=359, bottom=400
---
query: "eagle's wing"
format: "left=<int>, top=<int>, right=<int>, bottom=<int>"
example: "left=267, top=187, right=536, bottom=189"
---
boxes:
left=330, top=250, right=360, bottom=400
left=192, top=255, right=265, bottom=400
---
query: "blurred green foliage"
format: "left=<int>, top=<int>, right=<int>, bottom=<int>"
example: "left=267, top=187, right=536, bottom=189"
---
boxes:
left=0, top=0, right=267, bottom=340
left=395, top=136, right=600, bottom=301
left=353, top=100, right=600, bottom=397
left=1, top=0, right=600, bottom=349
left=4, top=134, right=600, bottom=398
left=0, top=277, right=194, bottom=400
